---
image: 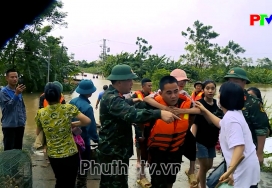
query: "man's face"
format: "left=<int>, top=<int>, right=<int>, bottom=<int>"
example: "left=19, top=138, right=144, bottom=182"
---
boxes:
left=177, top=80, right=187, bottom=91
left=195, top=84, right=202, bottom=92
left=6, top=72, right=18, bottom=86
left=142, top=82, right=152, bottom=93
left=119, top=79, right=133, bottom=94
left=228, top=78, right=246, bottom=89
left=159, top=83, right=179, bottom=106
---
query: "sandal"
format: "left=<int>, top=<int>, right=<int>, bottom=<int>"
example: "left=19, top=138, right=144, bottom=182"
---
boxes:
left=137, top=178, right=152, bottom=188
left=185, top=169, right=198, bottom=187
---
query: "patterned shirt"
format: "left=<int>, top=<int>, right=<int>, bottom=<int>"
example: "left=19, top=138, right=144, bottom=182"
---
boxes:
left=35, top=103, right=80, bottom=158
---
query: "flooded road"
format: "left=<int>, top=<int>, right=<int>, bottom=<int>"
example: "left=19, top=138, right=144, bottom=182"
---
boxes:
left=1, top=72, right=272, bottom=142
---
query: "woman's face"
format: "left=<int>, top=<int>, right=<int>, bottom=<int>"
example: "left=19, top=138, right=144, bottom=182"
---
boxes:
left=204, top=83, right=216, bottom=99
left=177, top=80, right=187, bottom=91
left=247, top=90, right=256, bottom=97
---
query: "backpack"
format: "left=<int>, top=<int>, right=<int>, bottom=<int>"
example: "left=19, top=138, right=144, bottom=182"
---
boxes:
left=206, top=159, right=227, bottom=188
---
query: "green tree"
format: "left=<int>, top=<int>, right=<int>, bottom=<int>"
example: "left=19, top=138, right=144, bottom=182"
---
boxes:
left=180, top=20, right=221, bottom=68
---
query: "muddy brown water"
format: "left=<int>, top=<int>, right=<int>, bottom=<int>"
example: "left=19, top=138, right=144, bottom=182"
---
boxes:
left=0, top=73, right=272, bottom=148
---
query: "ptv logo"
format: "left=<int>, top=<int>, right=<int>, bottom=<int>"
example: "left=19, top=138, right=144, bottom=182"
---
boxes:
left=250, top=14, right=272, bottom=26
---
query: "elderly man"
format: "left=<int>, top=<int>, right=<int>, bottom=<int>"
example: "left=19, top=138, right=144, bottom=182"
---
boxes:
left=98, top=64, right=178, bottom=188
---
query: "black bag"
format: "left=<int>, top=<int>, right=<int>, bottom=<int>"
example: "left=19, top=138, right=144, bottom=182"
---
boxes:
left=206, top=160, right=227, bottom=188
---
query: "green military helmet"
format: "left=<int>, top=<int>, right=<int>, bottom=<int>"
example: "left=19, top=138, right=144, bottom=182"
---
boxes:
left=107, top=64, right=138, bottom=80
left=224, top=67, right=250, bottom=84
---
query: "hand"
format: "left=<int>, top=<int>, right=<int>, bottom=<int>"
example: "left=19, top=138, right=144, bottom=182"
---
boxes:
left=95, top=106, right=98, bottom=110
left=165, top=106, right=181, bottom=116
left=71, top=121, right=80, bottom=128
left=15, top=84, right=26, bottom=95
left=219, top=172, right=234, bottom=186
left=132, top=98, right=142, bottom=103
left=161, top=110, right=180, bottom=123
left=195, top=101, right=207, bottom=112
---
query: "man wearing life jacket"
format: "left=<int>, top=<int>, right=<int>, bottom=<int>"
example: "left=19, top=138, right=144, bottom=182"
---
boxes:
left=98, top=64, right=179, bottom=188
left=131, top=78, right=152, bottom=183
left=191, top=81, right=204, bottom=101
left=138, top=75, right=197, bottom=188
left=39, top=81, right=65, bottom=109
left=144, top=69, right=200, bottom=187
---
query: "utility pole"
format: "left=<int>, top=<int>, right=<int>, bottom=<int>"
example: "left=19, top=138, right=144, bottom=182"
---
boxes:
left=47, top=50, right=50, bottom=83
left=100, top=39, right=110, bottom=62
left=102, top=39, right=106, bottom=61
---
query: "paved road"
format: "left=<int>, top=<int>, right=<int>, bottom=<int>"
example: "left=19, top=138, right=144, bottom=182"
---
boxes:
left=32, top=148, right=272, bottom=188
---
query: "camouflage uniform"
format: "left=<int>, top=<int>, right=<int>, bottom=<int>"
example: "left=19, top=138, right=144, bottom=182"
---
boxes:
left=224, top=67, right=270, bottom=147
left=98, top=64, right=162, bottom=188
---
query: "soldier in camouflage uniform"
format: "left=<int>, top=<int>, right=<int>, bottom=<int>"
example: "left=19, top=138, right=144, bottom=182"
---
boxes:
left=224, top=67, right=270, bottom=164
left=98, top=64, right=179, bottom=188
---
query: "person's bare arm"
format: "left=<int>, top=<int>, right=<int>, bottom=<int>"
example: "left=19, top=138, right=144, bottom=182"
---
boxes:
left=143, top=96, right=168, bottom=110
left=95, top=99, right=100, bottom=109
left=229, top=145, right=245, bottom=169
left=191, top=124, right=197, bottom=137
left=36, top=127, right=42, bottom=136
left=170, top=107, right=201, bottom=115
left=71, top=113, right=91, bottom=127
left=144, top=96, right=201, bottom=115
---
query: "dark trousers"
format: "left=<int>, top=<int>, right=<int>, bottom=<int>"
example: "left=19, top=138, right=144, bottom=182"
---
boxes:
left=149, top=149, right=183, bottom=188
left=99, top=155, right=129, bottom=188
left=2, top=127, right=25, bottom=151
left=78, top=143, right=91, bottom=177
left=49, top=153, right=79, bottom=188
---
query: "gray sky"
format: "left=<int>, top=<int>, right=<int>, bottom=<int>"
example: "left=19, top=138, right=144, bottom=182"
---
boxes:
left=51, top=0, right=272, bottom=63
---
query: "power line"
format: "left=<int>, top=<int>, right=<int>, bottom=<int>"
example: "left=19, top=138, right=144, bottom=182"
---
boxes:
left=68, top=40, right=102, bottom=48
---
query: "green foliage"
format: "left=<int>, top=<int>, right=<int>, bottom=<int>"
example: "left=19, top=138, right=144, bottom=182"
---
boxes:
left=144, top=68, right=170, bottom=91
left=99, top=21, right=272, bottom=90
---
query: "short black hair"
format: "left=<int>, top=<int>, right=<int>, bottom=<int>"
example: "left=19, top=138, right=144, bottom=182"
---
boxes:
left=141, top=78, right=152, bottom=86
left=247, top=87, right=262, bottom=103
left=44, top=83, right=61, bottom=104
left=103, top=85, right=108, bottom=90
left=6, top=68, right=17, bottom=76
left=159, top=76, right=178, bottom=91
left=202, top=80, right=216, bottom=88
left=219, top=81, right=244, bottom=110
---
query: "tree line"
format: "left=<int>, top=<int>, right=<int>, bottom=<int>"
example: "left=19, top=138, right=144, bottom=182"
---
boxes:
left=1, top=1, right=271, bottom=92
left=79, top=21, right=272, bottom=91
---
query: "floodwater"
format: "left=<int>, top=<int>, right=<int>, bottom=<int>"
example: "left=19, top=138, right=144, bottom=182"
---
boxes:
left=1, top=72, right=272, bottom=141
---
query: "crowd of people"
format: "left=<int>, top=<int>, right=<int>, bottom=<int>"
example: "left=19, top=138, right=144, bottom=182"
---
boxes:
left=0, top=66, right=271, bottom=188
left=97, top=65, right=270, bottom=188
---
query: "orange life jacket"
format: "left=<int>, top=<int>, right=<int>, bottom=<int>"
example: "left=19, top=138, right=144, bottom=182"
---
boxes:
left=134, top=90, right=153, bottom=127
left=191, top=91, right=204, bottom=101
left=147, top=94, right=191, bottom=152
left=134, top=90, right=153, bottom=100
left=41, top=93, right=65, bottom=107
